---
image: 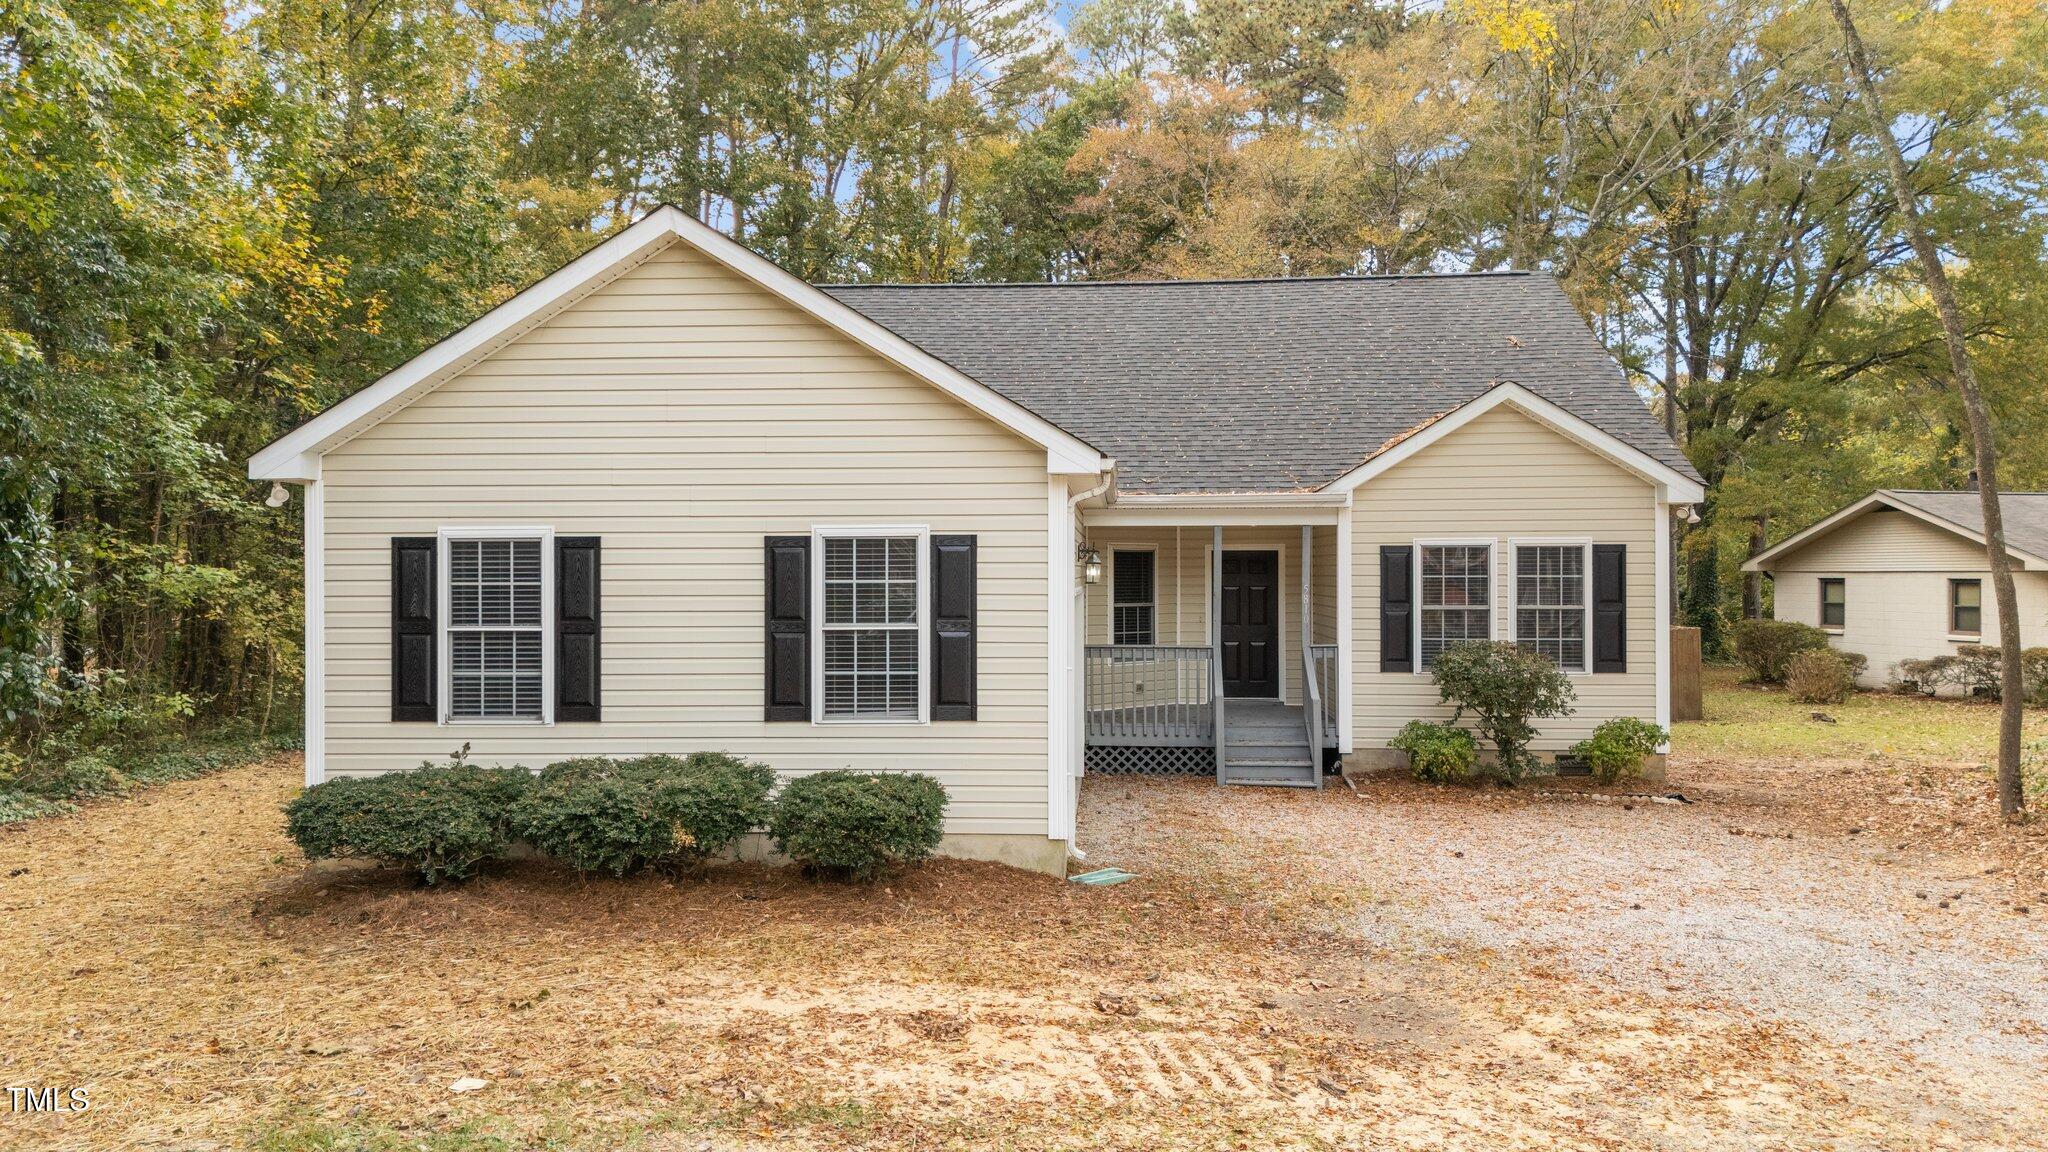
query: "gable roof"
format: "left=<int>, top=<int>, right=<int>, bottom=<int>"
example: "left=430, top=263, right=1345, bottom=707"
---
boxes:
left=1745, top=490, right=2048, bottom=572
left=824, top=274, right=1700, bottom=496
left=248, top=206, right=1105, bottom=481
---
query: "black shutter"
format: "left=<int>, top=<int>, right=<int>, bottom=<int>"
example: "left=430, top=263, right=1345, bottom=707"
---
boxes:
left=1380, top=545, right=1414, bottom=673
left=556, top=536, right=602, bottom=721
left=764, top=536, right=810, bottom=721
left=391, top=537, right=436, bottom=721
left=931, top=534, right=977, bottom=721
left=1593, top=544, right=1626, bottom=673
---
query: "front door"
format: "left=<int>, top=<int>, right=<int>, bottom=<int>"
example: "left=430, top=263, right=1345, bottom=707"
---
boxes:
left=1220, top=550, right=1279, bottom=698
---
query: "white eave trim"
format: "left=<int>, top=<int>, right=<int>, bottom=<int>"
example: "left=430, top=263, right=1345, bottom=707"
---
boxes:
left=1320, top=381, right=1706, bottom=506
left=1743, top=492, right=2048, bottom=572
left=249, top=205, right=1105, bottom=482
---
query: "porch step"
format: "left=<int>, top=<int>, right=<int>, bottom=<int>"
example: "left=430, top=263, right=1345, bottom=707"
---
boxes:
left=1224, top=740, right=1313, bottom=762
left=1221, top=759, right=1319, bottom=787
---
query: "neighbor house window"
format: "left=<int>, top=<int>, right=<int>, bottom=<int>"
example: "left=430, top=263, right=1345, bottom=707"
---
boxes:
left=1514, top=543, right=1587, bottom=671
left=1418, top=543, right=1492, bottom=669
left=1111, top=550, right=1157, bottom=646
left=444, top=534, right=548, bottom=721
left=1951, top=579, right=1981, bottom=635
left=818, top=531, right=926, bottom=721
left=1819, top=578, right=1846, bottom=629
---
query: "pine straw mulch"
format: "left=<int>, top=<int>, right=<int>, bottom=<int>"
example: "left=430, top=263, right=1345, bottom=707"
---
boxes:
left=0, top=754, right=2043, bottom=1151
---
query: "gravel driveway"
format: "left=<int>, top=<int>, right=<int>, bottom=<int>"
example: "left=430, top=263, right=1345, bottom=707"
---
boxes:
left=1080, top=765, right=2048, bottom=1150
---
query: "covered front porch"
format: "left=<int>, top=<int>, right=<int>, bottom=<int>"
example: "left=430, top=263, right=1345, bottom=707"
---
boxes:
left=1077, top=510, right=1344, bottom=787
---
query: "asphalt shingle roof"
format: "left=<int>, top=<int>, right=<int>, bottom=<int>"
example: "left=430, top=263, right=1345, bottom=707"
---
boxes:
left=1878, top=490, right=2048, bottom=561
left=824, top=273, right=1699, bottom=495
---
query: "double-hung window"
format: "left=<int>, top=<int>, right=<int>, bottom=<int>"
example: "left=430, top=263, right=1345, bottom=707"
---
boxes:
left=816, top=528, right=927, bottom=722
left=1514, top=543, right=1589, bottom=671
left=442, top=529, right=552, bottom=722
left=1819, top=578, right=1846, bottom=629
left=1111, top=550, right=1157, bottom=646
left=1951, top=579, right=1982, bottom=635
left=1418, top=543, right=1492, bottom=669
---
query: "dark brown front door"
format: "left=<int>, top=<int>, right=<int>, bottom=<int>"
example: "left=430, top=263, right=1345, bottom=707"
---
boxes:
left=1221, top=550, right=1279, bottom=698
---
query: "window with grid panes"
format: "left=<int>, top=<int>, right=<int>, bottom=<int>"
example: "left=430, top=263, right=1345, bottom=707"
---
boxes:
left=1418, top=544, right=1491, bottom=669
left=1111, top=551, right=1156, bottom=645
left=1514, top=544, right=1587, bottom=670
left=447, top=538, right=544, bottom=719
left=821, top=536, right=921, bottom=718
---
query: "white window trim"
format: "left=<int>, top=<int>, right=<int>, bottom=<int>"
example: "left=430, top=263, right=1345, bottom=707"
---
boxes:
left=1509, top=538, right=1593, bottom=675
left=1413, top=538, right=1498, bottom=676
left=810, top=524, right=931, bottom=726
left=1817, top=575, right=1847, bottom=634
left=437, top=525, right=555, bottom=726
left=1108, top=545, right=1159, bottom=647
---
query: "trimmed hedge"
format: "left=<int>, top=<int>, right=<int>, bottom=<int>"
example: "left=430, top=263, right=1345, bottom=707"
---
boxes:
left=1389, top=720, right=1476, bottom=784
left=769, top=771, right=947, bottom=881
left=283, top=763, right=531, bottom=884
left=514, top=752, right=776, bottom=876
left=1786, top=648, right=1855, bottom=704
left=1730, top=619, right=1831, bottom=685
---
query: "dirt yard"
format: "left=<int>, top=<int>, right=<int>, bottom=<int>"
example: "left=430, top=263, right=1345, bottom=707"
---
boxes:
left=2, top=690, right=2046, bottom=1150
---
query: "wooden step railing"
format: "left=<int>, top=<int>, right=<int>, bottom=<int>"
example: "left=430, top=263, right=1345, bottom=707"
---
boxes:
left=1309, top=644, right=1338, bottom=746
left=1084, top=645, right=1215, bottom=747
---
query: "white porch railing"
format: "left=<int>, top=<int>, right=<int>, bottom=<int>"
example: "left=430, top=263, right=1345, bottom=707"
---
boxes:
left=1083, top=645, right=1215, bottom=747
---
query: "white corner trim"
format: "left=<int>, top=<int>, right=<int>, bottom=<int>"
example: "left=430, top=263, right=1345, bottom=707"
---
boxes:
left=1322, top=381, right=1706, bottom=505
left=808, top=524, right=932, bottom=726
left=1048, top=479, right=1076, bottom=842
left=1655, top=495, right=1672, bottom=752
left=302, top=479, right=324, bottom=787
left=1335, top=505, right=1353, bottom=753
left=249, top=205, right=1106, bottom=482
left=1744, top=491, right=2048, bottom=572
left=436, top=525, right=556, bottom=726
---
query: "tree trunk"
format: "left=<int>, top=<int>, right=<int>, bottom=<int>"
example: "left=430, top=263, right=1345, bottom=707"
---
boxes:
left=1828, top=0, right=2024, bottom=817
left=1743, top=515, right=1766, bottom=620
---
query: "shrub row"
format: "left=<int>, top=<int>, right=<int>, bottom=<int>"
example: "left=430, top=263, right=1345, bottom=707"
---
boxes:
left=1392, top=716, right=1666, bottom=786
left=1896, top=645, right=2048, bottom=703
left=283, top=757, right=948, bottom=885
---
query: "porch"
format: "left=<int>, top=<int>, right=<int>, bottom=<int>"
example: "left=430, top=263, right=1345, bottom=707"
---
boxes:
left=1078, top=518, right=1343, bottom=787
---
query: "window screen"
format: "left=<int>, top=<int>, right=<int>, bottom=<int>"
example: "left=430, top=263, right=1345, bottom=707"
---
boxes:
left=1820, top=578, right=1845, bottom=628
left=1515, top=545, right=1586, bottom=669
left=1419, top=544, right=1491, bottom=668
left=1951, top=579, right=1981, bottom=634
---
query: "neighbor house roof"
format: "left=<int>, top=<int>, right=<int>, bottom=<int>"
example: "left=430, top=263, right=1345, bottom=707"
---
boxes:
left=825, top=274, right=1701, bottom=496
left=1746, top=489, right=2048, bottom=572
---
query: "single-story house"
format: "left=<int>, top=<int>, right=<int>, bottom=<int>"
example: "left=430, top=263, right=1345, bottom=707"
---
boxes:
left=1744, top=489, right=2048, bottom=689
left=248, top=206, right=1704, bottom=874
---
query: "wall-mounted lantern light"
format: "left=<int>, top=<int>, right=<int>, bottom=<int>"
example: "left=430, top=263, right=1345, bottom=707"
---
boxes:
left=1080, top=546, right=1103, bottom=585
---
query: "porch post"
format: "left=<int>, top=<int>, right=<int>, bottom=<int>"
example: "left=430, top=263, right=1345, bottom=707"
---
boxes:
left=1213, top=526, right=1225, bottom=782
left=1300, top=525, right=1312, bottom=680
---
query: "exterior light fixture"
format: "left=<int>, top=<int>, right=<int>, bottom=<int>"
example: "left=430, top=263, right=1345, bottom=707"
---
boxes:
left=265, top=482, right=291, bottom=509
left=1080, top=546, right=1103, bottom=584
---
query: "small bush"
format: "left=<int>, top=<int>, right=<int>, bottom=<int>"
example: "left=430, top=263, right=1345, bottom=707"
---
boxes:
left=769, top=771, right=947, bottom=880
left=1389, top=720, right=1477, bottom=784
left=0, top=792, right=75, bottom=826
left=1786, top=649, right=1855, bottom=705
left=515, top=752, right=776, bottom=877
left=1570, top=717, right=1668, bottom=785
left=283, top=763, right=530, bottom=884
left=1729, top=619, right=1832, bottom=685
left=11, top=753, right=129, bottom=801
left=1836, top=651, right=1869, bottom=681
left=1430, top=641, right=1575, bottom=784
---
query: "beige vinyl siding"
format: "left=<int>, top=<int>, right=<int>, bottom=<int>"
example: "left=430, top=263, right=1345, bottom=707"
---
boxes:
left=1348, top=404, right=1658, bottom=752
left=1767, top=510, right=2048, bottom=688
left=1311, top=525, right=1338, bottom=645
left=1081, top=526, right=1333, bottom=704
left=320, top=241, right=1053, bottom=838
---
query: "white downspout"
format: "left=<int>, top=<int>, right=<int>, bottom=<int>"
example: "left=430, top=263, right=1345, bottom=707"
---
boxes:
left=1063, top=463, right=1116, bottom=858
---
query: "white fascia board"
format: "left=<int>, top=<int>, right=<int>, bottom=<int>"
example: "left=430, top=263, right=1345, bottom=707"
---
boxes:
left=250, top=205, right=1105, bottom=481
left=1320, top=381, right=1706, bottom=506
left=1744, top=491, right=2048, bottom=572
left=1085, top=504, right=1343, bottom=527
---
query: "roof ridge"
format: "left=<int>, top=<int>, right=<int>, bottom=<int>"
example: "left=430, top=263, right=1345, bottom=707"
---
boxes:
left=1883, top=488, right=2048, bottom=496
left=822, top=270, right=1540, bottom=290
